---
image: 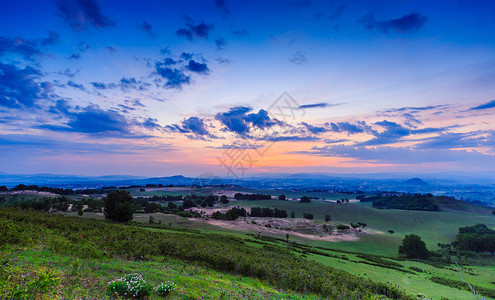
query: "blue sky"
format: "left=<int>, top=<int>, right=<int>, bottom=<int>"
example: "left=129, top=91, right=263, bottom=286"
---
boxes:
left=1, top=0, right=495, bottom=177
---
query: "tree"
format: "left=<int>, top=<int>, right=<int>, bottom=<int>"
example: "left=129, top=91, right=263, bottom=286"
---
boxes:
left=303, top=213, right=313, bottom=219
left=148, top=215, right=155, bottom=224
left=220, top=195, right=229, bottom=204
left=104, top=190, right=134, bottom=222
left=279, top=194, right=286, bottom=201
left=290, top=211, right=295, bottom=218
left=300, top=196, right=311, bottom=203
left=325, top=214, right=331, bottom=222
left=398, top=234, right=429, bottom=259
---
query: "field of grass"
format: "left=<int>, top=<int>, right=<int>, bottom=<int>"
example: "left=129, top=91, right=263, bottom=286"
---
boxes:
left=1, top=248, right=321, bottom=299
left=233, top=199, right=495, bottom=255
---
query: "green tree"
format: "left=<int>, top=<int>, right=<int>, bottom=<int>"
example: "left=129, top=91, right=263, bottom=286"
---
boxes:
left=290, top=211, right=295, bottom=218
left=279, top=194, right=286, bottom=201
left=398, top=234, right=429, bottom=259
left=325, top=214, right=331, bottom=222
left=104, top=190, right=134, bottom=222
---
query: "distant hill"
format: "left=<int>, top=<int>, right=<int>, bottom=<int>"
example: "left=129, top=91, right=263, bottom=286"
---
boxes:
left=433, top=196, right=494, bottom=215
left=404, top=178, right=427, bottom=186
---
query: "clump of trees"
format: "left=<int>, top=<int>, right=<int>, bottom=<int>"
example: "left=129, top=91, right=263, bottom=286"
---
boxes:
left=211, top=207, right=247, bottom=220
left=104, top=190, right=134, bottom=223
left=303, top=213, right=314, bottom=219
left=454, top=224, right=495, bottom=254
left=372, top=194, right=439, bottom=211
left=398, top=234, right=429, bottom=259
left=234, top=193, right=272, bottom=200
left=278, top=195, right=286, bottom=200
left=249, top=207, right=287, bottom=218
left=300, top=196, right=311, bottom=203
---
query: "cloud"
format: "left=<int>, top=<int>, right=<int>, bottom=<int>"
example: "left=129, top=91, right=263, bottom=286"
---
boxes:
left=214, top=0, right=230, bottom=16
left=180, top=52, right=193, bottom=60
left=91, top=81, right=116, bottom=90
left=215, top=106, right=252, bottom=135
left=0, top=62, right=51, bottom=108
left=298, top=102, right=332, bottom=109
left=41, top=102, right=151, bottom=137
left=216, top=57, right=231, bottom=64
left=0, top=32, right=59, bottom=60
left=186, top=60, right=209, bottom=74
left=176, top=18, right=214, bottom=40
left=258, top=135, right=320, bottom=142
left=66, top=80, right=86, bottom=91
left=359, top=12, right=427, bottom=34
left=289, top=52, right=307, bottom=65
left=56, top=0, right=115, bottom=31
left=106, top=46, right=117, bottom=54
left=215, top=38, right=226, bottom=50
left=139, top=21, right=155, bottom=36
left=155, top=65, right=190, bottom=89
left=119, top=77, right=150, bottom=91
left=358, top=120, right=411, bottom=146
left=166, top=117, right=216, bottom=139
left=330, top=122, right=367, bottom=134
left=294, top=144, right=493, bottom=165
left=301, top=122, right=328, bottom=135
left=470, top=100, right=495, bottom=110
left=68, top=53, right=81, bottom=60
left=215, top=106, right=282, bottom=136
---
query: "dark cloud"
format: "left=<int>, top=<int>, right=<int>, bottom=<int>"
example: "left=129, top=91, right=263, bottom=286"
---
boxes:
left=289, top=52, right=307, bottom=65
left=0, top=62, right=51, bottom=108
left=166, top=117, right=215, bottom=139
left=180, top=52, right=193, bottom=60
left=215, top=106, right=281, bottom=135
left=66, top=80, right=86, bottom=91
left=244, top=109, right=279, bottom=130
left=155, top=65, right=190, bottom=89
left=68, top=53, right=81, bottom=60
left=298, top=102, right=332, bottom=109
left=293, top=143, right=494, bottom=166
left=215, top=106, right=252, bottom=135
left=56, top=0, right=115, bottom=31
left=215, top=0, right=230, bottom=16
left=215, top=38, right=226, bottom=50
left=90, top=81, right=116, bottom=90
left=359, top=120, right=410, bottom=146
left=301, top=122, right=328, bottom=135
left=106, top=46, right=117, bottom=54
left=470, top=100, right=495, bottom=110
left=119, top=77, right=150, bottom=91
left=139, top=21, right=155, bottom=36
left=258, top=135, right=320, bottom=142
left=186, top=60, right=209, bottom=74
left=41, top=102, right=150, bottom=137
left=359, top=12, right=427, bottom=34
left=216, top=57, right=231, bottom=64
left=176, top=18, right=214, bottom=40
left=0, top=32, right=59, bottom=60
left=78, top=41, right=90, bottom=52
left=330, top=122, right=367, bottom=134
left=57, top=68, right=78, bottom=78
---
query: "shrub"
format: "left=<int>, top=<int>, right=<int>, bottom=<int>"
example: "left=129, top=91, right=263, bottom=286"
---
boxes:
left=399, top=234, right=429, bottom=259
left=107, top=273, right=153, bottom=299
left=303, top=213, right=313, bottom=219
left=155, top=281, right=176, bottom=296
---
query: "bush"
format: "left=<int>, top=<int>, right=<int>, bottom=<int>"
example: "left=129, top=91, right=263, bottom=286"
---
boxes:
left=399, top=234, right=429, bottom=259
left=303, top=213, right=313, bottom=219
left=155, top=281, right=176, bottom=296
left=107, top=273, right=153, bottom=298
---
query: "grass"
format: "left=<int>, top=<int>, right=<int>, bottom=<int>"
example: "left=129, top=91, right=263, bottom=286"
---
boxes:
left=1, top=248, right=321, bottom=299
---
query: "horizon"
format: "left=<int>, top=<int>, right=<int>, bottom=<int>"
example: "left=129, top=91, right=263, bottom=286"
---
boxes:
left=1, top=0, right=495, bottom=178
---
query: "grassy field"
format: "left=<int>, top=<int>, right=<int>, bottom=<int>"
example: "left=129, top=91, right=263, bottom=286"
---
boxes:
left=3, top=186, right=495, bottom=299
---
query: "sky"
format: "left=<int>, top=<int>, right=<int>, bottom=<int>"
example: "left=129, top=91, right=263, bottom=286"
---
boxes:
left=0, top=0, right=495, bottom=178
